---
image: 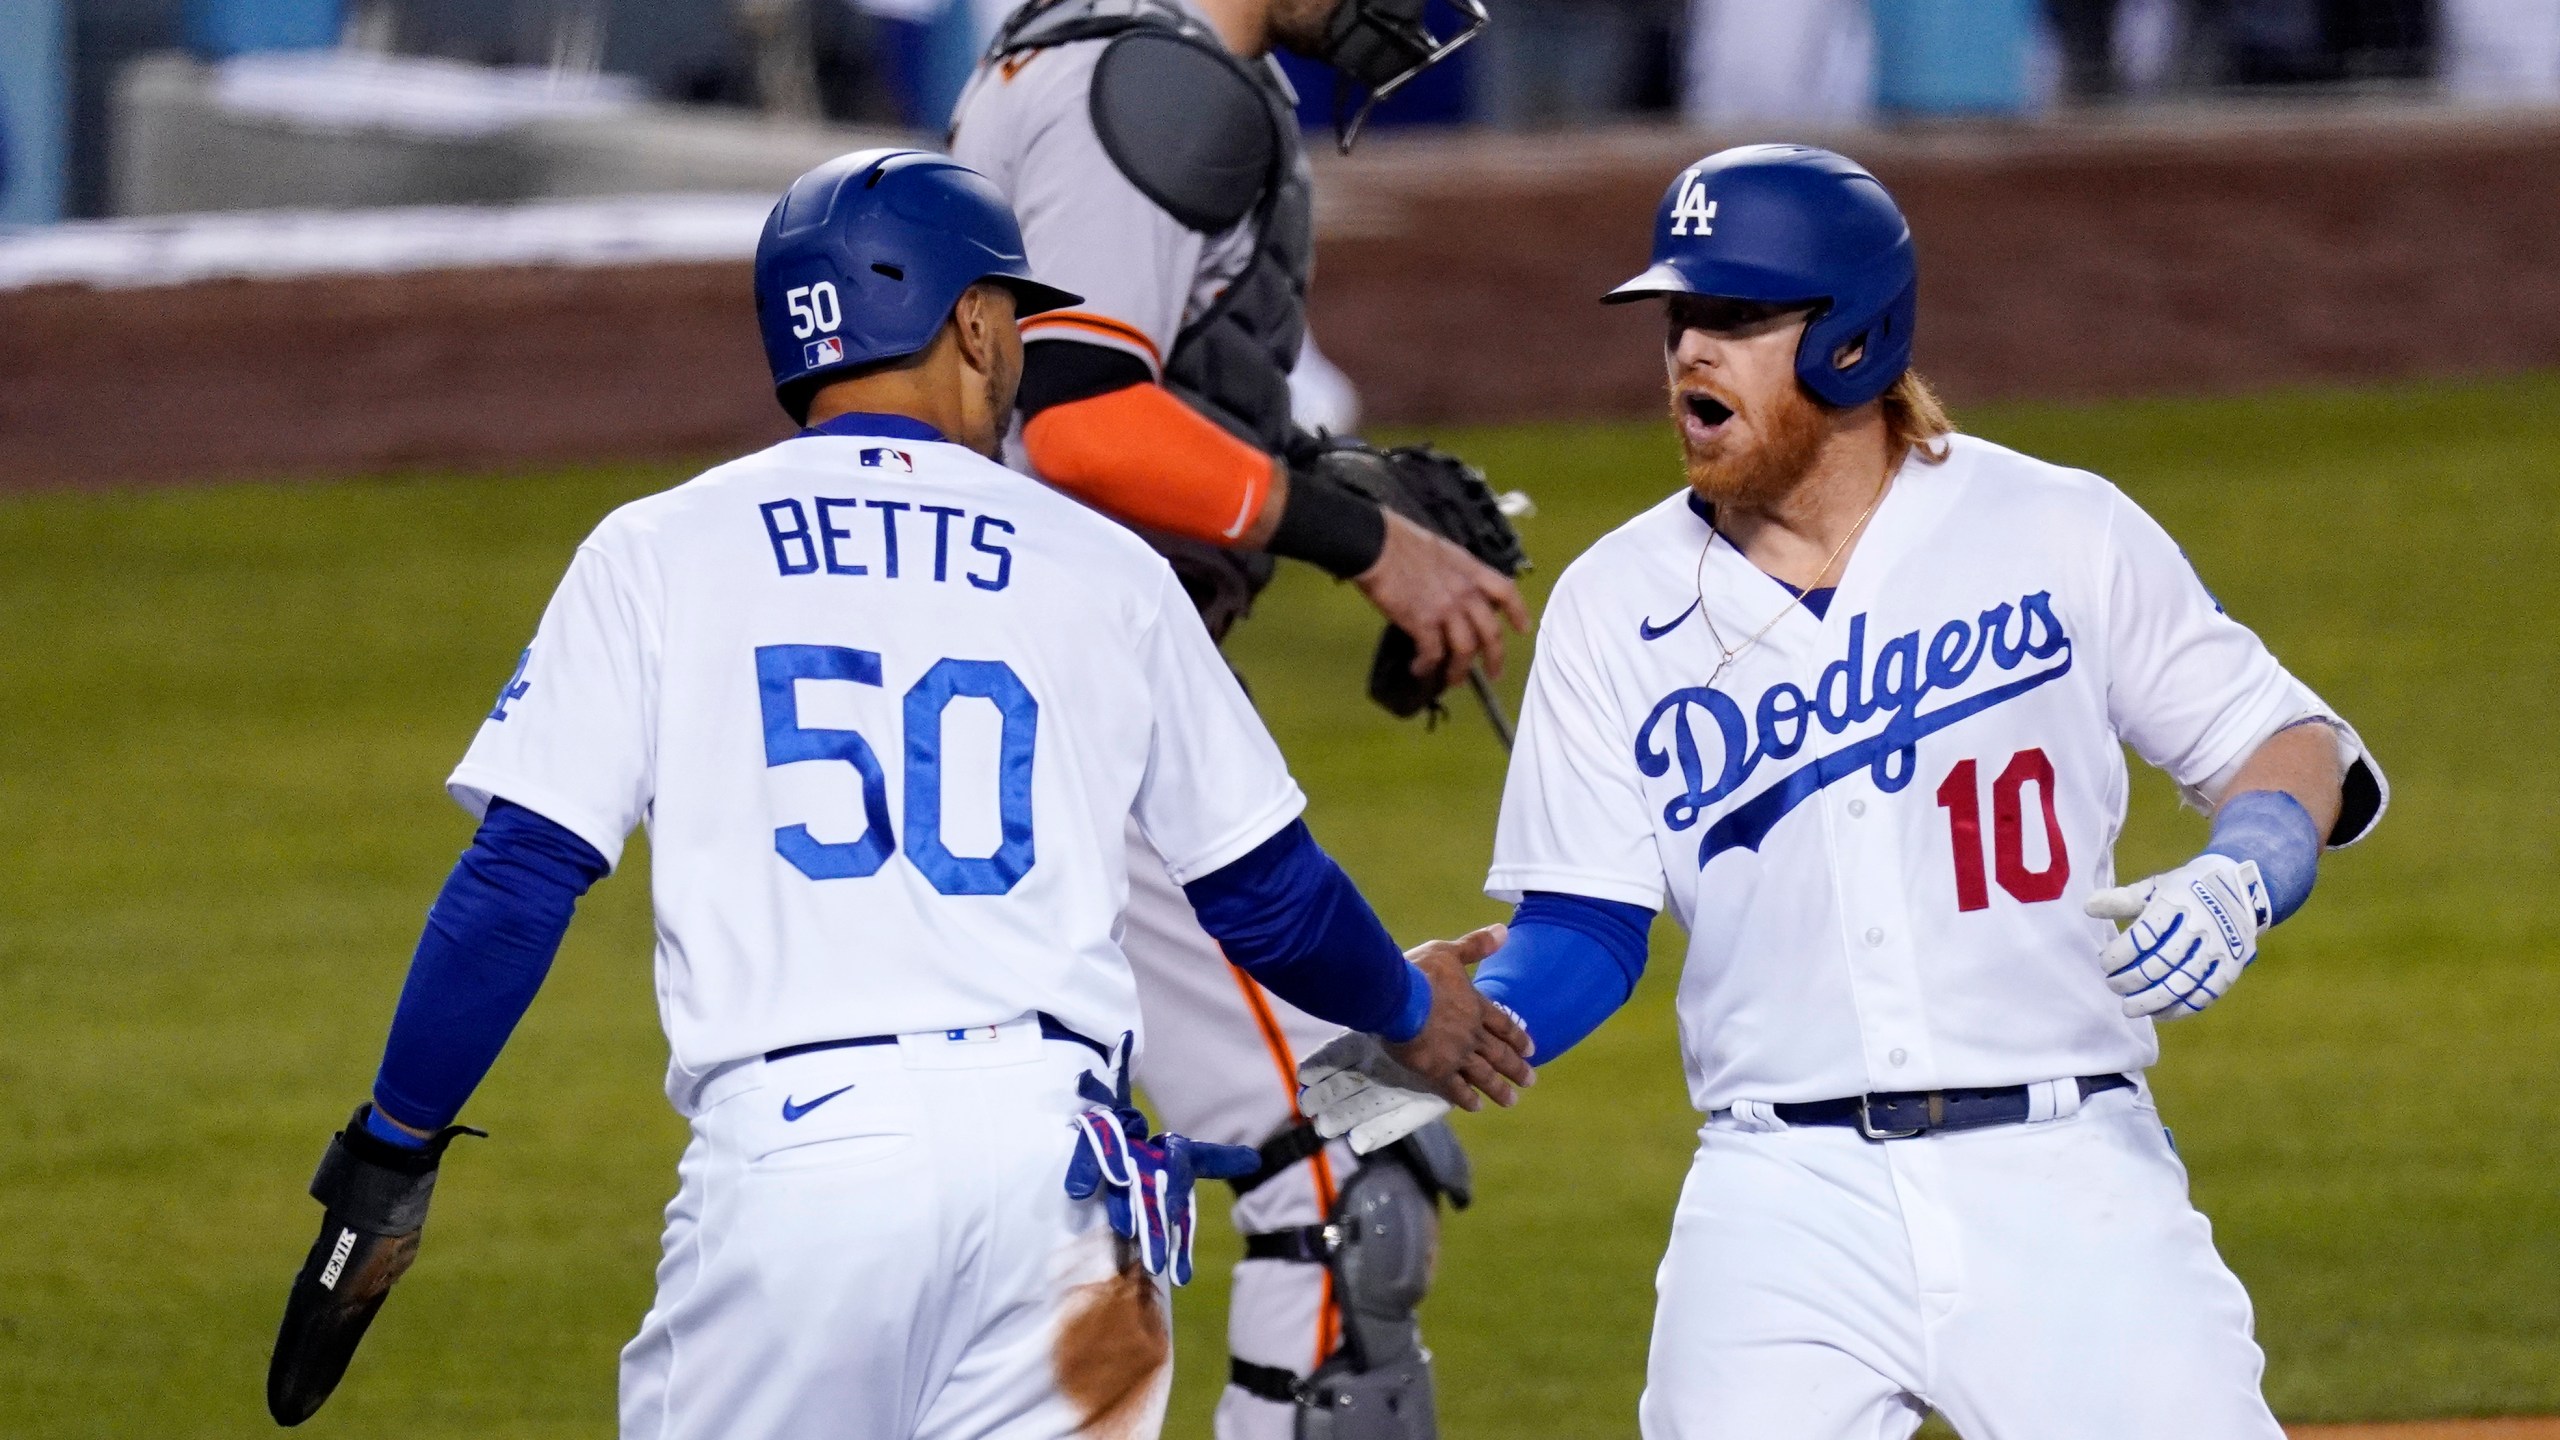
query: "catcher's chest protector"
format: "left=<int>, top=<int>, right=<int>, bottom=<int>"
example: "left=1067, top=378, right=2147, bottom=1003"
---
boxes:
left=985, top=0, right=1313, bottom=628
left=987, top=0, right=1315, bottom=457
left=1163, top=139, right=1314, bottom=458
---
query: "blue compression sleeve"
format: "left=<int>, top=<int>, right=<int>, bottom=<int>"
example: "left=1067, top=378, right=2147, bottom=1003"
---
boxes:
left=369, top=799, right=610, bottom=1135
left=2203, top=789, right=2321, bottom=924
left=1473, top=892, right=1654, bottom=1065
left=1182, top=820, right=1430, bottom=1042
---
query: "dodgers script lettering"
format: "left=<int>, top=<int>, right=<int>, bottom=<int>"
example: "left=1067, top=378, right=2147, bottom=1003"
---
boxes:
left=1636, top=591, right=2074, bottom=867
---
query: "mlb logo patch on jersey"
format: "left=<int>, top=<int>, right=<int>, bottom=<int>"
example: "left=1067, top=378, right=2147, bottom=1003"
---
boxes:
left=861, top=447, right=915, bottom=472
left=803, top=336, right=844, bottom=368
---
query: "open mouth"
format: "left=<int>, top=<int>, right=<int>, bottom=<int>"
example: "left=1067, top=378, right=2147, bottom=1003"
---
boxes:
left=1679, top=391, right=1736, bottom=439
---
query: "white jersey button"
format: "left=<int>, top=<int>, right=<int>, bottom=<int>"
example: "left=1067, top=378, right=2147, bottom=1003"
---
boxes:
left=1864, top=927, right=1886, bottom=947
left=1847, top=799, right=1867, bottom=818
left=1888, top=1048, right=1908, bottom=1067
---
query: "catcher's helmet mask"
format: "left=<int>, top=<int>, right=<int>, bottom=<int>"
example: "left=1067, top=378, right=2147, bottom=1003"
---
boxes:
left=1607, top=144, right=1918, bottom=411
left=753, top=148, right=1080, bottom=423
left=1316, top=0, right=1488, bottom=152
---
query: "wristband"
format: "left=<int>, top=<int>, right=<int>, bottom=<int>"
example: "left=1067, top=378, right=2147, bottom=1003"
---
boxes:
left=1267, top=468, right=1388, bottom=579
left=362, top=1102, right=432, bottom=1151
left=2204, top=789, right=2321, bottom=925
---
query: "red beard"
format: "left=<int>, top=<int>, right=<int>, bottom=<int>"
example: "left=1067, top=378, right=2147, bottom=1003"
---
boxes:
left=1673, top=379, right=1829, bottom=511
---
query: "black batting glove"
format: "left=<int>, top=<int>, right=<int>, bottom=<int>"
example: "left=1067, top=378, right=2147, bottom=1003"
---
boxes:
left=266, top=1104, right=481, bottom=1427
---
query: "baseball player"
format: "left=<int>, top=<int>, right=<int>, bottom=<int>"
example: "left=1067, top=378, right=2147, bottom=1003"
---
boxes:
left=1302, top=145, right=2390, bottom=1438
left=261, top=149, right=1531, bottom=1440
left=945, top=2, right=1522, bottom=1435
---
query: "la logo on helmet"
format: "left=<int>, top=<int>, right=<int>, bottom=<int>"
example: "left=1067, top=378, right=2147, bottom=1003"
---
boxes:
left=1670, top=174, right=1718, bottom=237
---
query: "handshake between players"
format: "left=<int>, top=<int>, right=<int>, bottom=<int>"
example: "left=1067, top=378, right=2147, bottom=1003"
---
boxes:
left=1299, top=925, right=1535, bottom=1157
left=1376, top=925, right=1537, bottom=1112
left=268, top=138, right=2383, bottom=1440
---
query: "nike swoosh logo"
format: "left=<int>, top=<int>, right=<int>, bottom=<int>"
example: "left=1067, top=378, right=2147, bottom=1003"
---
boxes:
left=1639, top=599, right=1700, bottom=641
left=780, top=1084, right=856, bottom=1122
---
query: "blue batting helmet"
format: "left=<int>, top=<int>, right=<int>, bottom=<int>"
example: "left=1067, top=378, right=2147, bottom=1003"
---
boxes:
left=753, top=149, right=1080, bottom=418
left=1605, top=144, right=1917, bottom=409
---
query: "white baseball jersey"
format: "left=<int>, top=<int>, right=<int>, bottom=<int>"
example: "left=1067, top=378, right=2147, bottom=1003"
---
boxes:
left=448, top=422, right=1305, bottom=1108
left=949, top=21, right=1270, bottom=380
left=1488, top=434, right=2385, bottom=1112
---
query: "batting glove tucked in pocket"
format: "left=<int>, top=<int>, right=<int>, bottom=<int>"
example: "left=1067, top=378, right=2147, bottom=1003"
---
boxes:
left=1064, top=1070, right=1258, bottom=1286
left=2086, top=853, right=2273, bottom=1020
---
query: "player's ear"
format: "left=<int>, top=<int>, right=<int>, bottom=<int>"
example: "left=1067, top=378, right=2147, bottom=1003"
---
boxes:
left=953, top=283, right=1018, bottom=379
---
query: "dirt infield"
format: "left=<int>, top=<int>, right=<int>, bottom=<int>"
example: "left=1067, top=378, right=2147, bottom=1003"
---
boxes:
left=2293, top=1414, right=2560, bottom=1424
left=6, top=104, right=2560, bottom=490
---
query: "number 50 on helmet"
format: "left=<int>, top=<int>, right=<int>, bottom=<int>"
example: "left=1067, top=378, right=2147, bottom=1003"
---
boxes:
left=1605, top=144, right=1918, bottom=410
left=753, top=149, right=1081, bottom=422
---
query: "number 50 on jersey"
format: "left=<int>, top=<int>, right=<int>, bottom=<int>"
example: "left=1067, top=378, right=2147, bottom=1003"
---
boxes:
left=757, top=644, right=1038, bottom=896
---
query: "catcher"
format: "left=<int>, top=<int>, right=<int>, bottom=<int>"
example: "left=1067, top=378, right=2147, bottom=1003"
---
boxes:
left=950, top=0, right=1527, bottom=1434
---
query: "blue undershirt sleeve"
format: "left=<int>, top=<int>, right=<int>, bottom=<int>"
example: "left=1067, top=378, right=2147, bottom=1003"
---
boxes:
left=1472, top=891, right=1655, bottom=1065
left=368, top=798, right=610, bottom=1138
left=1182, top=820, right=1431, bottom=1042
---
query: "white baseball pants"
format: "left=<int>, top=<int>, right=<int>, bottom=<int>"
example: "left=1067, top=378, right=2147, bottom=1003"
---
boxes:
left=1123, top=823, right=1364, bottom=1440
left=618, top=1018, right=1164, bottom=1440
left=1639, top=1081, right=2286, bottom=1440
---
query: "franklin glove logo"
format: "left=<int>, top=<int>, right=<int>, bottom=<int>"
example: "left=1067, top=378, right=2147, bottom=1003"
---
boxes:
left=317, top=1228, right=357, bottom=1291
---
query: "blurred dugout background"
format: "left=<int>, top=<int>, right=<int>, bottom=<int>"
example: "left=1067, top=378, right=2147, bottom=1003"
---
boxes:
left=2, top=0, right=2559, bottom=487
left=0, top=0, right=2552, bottom=223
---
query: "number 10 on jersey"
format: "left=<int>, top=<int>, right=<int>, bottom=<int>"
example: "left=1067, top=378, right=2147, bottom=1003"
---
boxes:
left=1934, top=748, right=2069, bottom=912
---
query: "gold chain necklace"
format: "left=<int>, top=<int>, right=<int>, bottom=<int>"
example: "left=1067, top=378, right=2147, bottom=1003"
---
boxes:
left=1694, top=473, right=1893, bottom=687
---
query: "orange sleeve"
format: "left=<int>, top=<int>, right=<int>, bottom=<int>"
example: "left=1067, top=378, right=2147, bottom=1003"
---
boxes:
left=1020, top=383, right=1275, bottom=545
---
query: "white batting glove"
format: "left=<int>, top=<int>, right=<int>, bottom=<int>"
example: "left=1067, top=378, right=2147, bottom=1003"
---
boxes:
left=2085, top=853, right=2273, bottom=1020
left=1296, top=1031, right=1449, bottom=1155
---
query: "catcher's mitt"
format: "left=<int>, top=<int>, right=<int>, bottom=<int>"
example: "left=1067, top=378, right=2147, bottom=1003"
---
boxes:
left=1296, top=437, right=1530, bottom=722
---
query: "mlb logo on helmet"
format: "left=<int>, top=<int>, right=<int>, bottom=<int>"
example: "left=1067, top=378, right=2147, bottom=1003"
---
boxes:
left=861, top=448, right=915, bottom=471
left=803, top=336, right=844, bottom=368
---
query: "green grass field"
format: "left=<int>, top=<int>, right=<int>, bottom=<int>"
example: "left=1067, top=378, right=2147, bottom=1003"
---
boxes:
left=3, top=373, right=2555, bottom=1438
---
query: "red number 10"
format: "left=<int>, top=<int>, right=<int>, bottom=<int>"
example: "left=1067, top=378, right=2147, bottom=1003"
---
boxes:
left=1934, top=748, right=2070, bottom=912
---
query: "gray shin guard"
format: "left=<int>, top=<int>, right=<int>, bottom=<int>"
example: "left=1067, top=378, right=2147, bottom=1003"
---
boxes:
left=1299, top=1350, right=1435, bottom=1440
left=1229, top=1121, right=1470, bottom=1438
left=1295, top=1123, right=1469, bottom=1440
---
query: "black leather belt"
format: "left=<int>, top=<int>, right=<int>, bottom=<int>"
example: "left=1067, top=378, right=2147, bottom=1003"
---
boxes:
left=764, top=1011, right=1112, bottom=1065
left=1768, top=1073, right=2133, bottom=1140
